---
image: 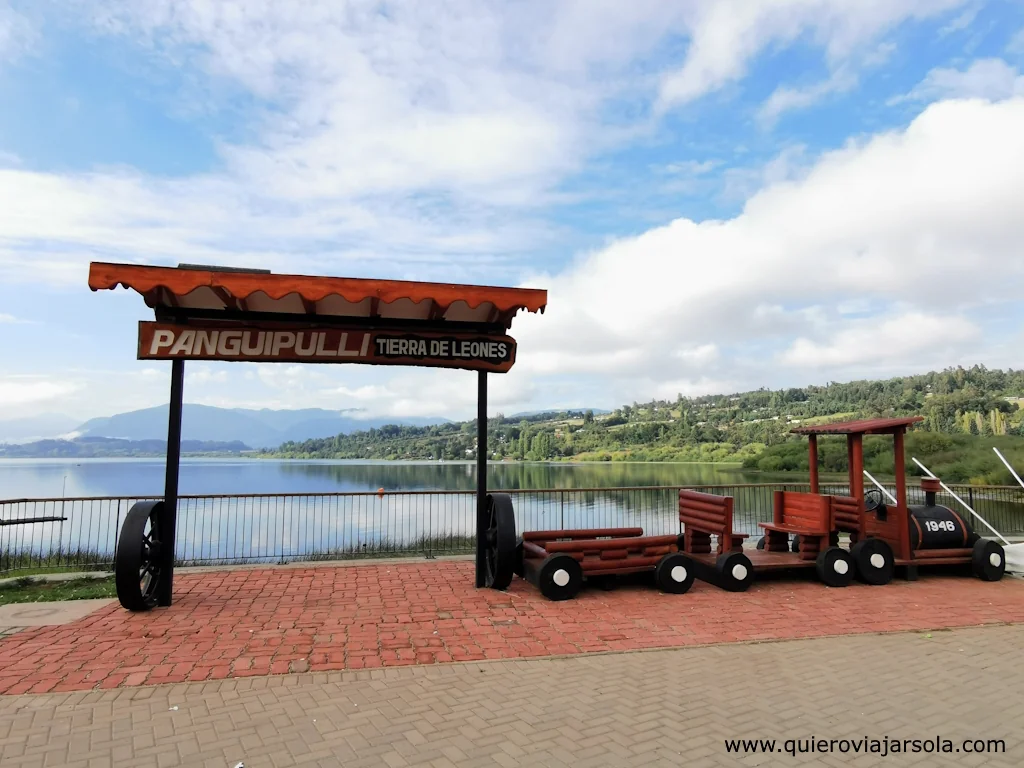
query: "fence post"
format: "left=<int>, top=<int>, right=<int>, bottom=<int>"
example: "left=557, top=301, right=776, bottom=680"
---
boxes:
left=425, top=495, right=434, bottom=560
left=113, top=499, right=122, bottom=565
left=968, top=487, right=975, bottom=511
left=560, top=491, right=565, bottom=530
left=279, top=497, right=287, bottom=565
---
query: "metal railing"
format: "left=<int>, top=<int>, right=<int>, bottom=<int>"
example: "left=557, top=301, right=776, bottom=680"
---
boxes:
left=2, top=483, right=1023, bottom=575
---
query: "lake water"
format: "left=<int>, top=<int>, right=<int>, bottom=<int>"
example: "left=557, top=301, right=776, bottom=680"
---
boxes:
left=2, top=459, right=1020, bottom=569
left=0, top=459, right=805, bottom=567
left=0, top=458, right=795, bottom=500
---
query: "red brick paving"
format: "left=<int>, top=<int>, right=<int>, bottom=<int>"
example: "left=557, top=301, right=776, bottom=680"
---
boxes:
left=1, top=561, right=1022, bottom=695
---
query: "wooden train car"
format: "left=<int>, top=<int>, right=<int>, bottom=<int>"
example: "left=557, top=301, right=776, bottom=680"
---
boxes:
left=675, top=416, right=1007, bottom=590
left=791, top=417, right=1005, bottom=584
left=482, top=495, right=694, bottom=600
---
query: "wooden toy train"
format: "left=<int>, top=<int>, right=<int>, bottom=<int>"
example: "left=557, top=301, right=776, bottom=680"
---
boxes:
left=483, top=417, right=1007, bottom=600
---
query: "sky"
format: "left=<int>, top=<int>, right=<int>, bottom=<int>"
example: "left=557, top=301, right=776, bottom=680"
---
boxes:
left=1, top=0, right=1024, bottom=427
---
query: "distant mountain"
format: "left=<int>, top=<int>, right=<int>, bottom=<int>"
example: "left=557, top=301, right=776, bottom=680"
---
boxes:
left=0, top=414, right=80, bottom=444
left=0, top=437, right=250, bottom=458
left=72, top=404, right=450, bottom=450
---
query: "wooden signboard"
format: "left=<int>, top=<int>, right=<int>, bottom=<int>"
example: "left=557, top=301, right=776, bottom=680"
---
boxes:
left=137, top=322, right=517, bottom=373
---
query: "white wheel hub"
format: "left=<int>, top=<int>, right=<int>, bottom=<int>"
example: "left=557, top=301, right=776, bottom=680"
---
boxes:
left=552, top=569, right=570, bottom=587
left=990, top=552, right=1002, bottom=568
left=670, top=565, right=687, bottom=583
left=869, top=553, right=886, bottom=569
left=731, top=564, right=748, bottom=581
left=833, top=559, right=850, bottom=575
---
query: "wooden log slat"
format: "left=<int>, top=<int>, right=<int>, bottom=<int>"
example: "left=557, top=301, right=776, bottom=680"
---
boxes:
left=678, top=498, right=730, bottom=516
left=642, top=545, right=671, bottom=557
left=679, top=510, right=729, bottom=529
left=545, top=534, right=678, bottom=553
left=679, top=490, right=729, bottom=505
left=522, top=541, right=549, bottom=559
left=599, top=549, right=629, bottom=560
left=523, top=527, right=642, bottom=541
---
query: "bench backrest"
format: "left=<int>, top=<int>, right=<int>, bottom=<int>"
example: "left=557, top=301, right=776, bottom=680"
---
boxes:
left=773, top=491, right=831, bottom=534
left=679, top=489, right=734, bottom=538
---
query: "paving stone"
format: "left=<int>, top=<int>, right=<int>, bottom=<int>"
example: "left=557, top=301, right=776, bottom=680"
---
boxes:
left=0, top=624, right=1021, bottom=766
left=1, top=563, right=1023, bottom=694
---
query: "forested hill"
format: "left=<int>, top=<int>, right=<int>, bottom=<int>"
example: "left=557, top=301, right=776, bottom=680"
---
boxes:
left=265, top=366, right=1024, bottom=480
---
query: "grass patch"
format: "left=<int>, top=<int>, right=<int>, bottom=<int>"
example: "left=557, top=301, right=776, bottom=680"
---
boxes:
left=0, top=576, right=116, bottom=605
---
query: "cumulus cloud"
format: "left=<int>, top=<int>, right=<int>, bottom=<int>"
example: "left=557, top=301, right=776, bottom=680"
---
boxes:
left=509, top=97, right=1024, bottom=404
left=893, top=59, right=1024, bottom=104
left=779, top=312, right=981, bottom=370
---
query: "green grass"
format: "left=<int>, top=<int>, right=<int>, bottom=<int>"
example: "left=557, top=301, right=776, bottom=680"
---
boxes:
left=0, top=576, right=116, bottom=605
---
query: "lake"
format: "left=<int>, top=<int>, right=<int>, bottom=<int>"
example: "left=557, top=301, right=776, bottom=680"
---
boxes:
left=0, top=458, right=798, bottom=500
left=2, top=459, right=1020, bottom=571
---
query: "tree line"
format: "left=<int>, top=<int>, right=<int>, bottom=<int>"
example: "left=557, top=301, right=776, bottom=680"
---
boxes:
left=264, top=365, right=1024, bottom=481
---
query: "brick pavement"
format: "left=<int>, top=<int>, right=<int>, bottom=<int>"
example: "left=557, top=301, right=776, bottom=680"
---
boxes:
left=0, top=561, right=1022, bottom=695
left=0, top=624, right=1021, bottom=767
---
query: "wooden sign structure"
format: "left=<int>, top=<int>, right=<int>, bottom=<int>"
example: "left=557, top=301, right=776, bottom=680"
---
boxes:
left=88, top=261, right=547, bottom=611
left=137, top=322, right=516, bottom=372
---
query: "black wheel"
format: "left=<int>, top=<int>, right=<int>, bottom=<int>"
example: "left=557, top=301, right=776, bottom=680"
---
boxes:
left=972, top=539, right=1006, bottom=582
left=850, top=538, right=894, bottom=585
left=513, top=538, right=525, bottom=578
left=115, top=501, right=164, bottom=612
left=756, top=536, right=766, bottom=550
left=538, top=554, right=583, bottom=601
left=483, top=493, right=516, bottom=590
left=715, top=551, right=753, bottom=592
left=655, top=553, right=695, bottom=594
left=815, top=547, right=854, bottom=587
left=791, top=535, right=801, bottom=553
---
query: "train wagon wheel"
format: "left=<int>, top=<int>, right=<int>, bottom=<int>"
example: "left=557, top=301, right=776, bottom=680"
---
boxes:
left=715, top=551, right=754, bottom=592
left=115, top=501, right=164, bottom=612
left=655, top=553, right=695, bottom=594
left=972, top=539, right=1006, bottom=582
left=791, top=535, right=801, bottom=553
left=850, top=538, right=894, bottom=585
left=483, top=493, right=517, bottom=590
left=755, top=536, right=766, bottom=550
left=815, top=547, right=854, bottom=587
left=537, top=554, right=583, bottom=601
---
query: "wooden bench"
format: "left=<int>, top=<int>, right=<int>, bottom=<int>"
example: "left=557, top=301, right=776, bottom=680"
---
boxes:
left=678, top=490, right=748, bottom=556
left=759, top=491, right=833, bottom=560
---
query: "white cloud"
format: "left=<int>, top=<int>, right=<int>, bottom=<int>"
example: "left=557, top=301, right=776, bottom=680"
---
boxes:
left=0, top=313, right=28, bottom=323
left=779, top=312, right=980, bottom=369
left=0, top=376, right=80, bottom=413
left=893, top=59, right=1024, bottom=104
left=938, top=2, right=983, bottom=38
left=1009, top=27, right=1024, bottom=53
left=0, top=5, right=35, bottom=65
left=758, top=67, right=859, bottom=127
left=656, top=0, right=967, bottom=109
left=509, top=97, right=1024, bottom=403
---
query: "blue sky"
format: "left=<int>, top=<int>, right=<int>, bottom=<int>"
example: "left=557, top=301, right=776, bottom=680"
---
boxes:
left=1, top=0, right=1024, bottom=430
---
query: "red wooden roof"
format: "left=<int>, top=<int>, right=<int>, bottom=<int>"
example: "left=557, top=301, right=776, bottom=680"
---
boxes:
left=88, top=262, right=547, bottom=329
left=791, top=416, right=924, bottom=436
